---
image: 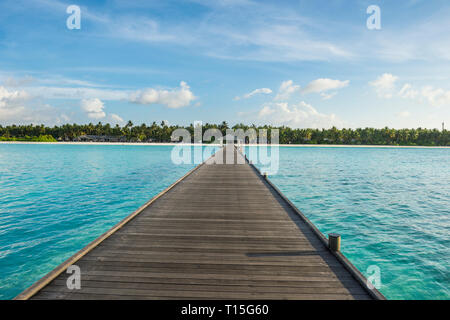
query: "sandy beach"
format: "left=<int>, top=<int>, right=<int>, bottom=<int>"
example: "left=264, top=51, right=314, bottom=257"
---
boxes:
left=0, top=141, right=448, bottom=148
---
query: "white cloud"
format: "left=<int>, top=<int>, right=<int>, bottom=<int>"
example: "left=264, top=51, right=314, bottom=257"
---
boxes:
left=369, top=73, right=399, bottom=98
left=364, top=8, right=450, bottom=62
left=302, top=78, right=349, bottom=94
left=107, top=4, right=352, bottom=63
left=258, top=105, right=276, bottom=117
left=26, top=86, right=129, bottom=101
left=60, top=114, right=70, bottom=122
left=234, top=88, right=272, bottom=100
left=100, top=1, right=450, bottom=63
left=256, top=101, right=343, bottom=128
left=320, top=92, right=337, bottom=100
left=0, top=86, right=70, bottom=124
left=273, top=78, right=348, bottom=101
left=2, top=76, right=34, bottom=87
left=188, top=0, right=255, bottom=7
left=370, top=74, right=450, bottom=110
left=113, top=17, right=182, bottom=44
left=0, top=86, right=29, bottom=105
left=274, top=80, right=301, bottom=101
left=216, top=24, right=351, bottom=62
left=11, top=0, right=450, bottom=64
left=398, top=83, right=418, bottom=99
left=0, top=86, right=29, bottom=120
left=0, top=72, right=130, bottom=101
left=129, top=81, right=196, bottom=108
left=421, top=86, right=450, bottom=107
left=397, top=111, right=411, bottom=118
left=81, top=98, right=106, bottom=119
left=110, top=113, right=124, bottom=123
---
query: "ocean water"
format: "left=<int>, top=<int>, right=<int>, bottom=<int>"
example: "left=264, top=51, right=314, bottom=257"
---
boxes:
left=246, top=146, right=449, bottom=300
left=0, top=144, right=448, bottom=300
left=0, top=144, right=217, bottom=300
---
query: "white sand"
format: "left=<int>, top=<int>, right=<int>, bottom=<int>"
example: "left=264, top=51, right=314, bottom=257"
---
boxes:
left=0, top=141, right=448, bottom=148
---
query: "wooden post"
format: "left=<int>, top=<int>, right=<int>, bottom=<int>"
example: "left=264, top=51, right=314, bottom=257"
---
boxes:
left=328, top=233, right=341, bottom=252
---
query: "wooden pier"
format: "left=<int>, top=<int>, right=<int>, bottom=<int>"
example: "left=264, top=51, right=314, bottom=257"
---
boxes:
left=16, top=145, right=384, bottom=300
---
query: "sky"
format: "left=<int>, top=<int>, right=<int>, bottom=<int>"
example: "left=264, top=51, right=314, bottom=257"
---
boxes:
left=0, top=0, right=449, bottom=129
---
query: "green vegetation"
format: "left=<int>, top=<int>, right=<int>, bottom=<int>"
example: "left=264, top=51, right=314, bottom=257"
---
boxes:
left=0, top=122, right=448, bottom=146
left=0, top=134, right=57, bottom=142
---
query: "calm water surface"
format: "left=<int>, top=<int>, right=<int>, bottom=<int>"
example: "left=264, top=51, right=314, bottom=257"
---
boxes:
left=0, top=144, right=207, bottom=299
left=246, top=146, right=449, bottom=300
left=0, top=144, right=448, bottom=299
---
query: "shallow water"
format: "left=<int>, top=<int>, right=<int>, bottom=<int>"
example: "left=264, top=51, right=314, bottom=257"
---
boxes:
left=0, top=144, right=209, bottom=299
left=246, top=146, right=449, bottom=300
left=0, top=144, right=448, bottom=299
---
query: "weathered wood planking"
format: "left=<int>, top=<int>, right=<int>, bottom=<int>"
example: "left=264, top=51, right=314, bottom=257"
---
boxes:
left=17, top=145, right=384, bottom=300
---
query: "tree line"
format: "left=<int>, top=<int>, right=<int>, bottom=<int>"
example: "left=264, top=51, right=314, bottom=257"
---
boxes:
left=0, top=121, right=448, bottom=146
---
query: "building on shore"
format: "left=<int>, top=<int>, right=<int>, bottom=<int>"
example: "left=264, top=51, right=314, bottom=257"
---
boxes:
left=72, top=135, right=128, bottom=142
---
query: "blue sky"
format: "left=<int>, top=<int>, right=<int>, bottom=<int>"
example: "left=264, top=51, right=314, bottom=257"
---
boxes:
left=0, top=0, right=449, bottom=128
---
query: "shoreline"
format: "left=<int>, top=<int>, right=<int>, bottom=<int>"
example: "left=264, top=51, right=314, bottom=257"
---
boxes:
left=0, top=141, right=448, bottom=149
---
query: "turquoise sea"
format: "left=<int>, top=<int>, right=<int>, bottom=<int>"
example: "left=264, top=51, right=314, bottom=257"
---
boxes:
left=0, top=144, right=206, bottom=299
left=246, top=146, right=449, bottom=300
left=0, top=144, right=448, bottom=299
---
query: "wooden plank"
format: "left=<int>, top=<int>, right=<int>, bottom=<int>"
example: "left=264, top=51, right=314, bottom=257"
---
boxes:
left=34, top=290, right=372, bottom=300
left=51, top=274, right=365, bottom=288
left=17, top=145, right=383, bottom=300
left=52, top=269, right=360, bottom=283
left=48, top=279, right=368, bottom=295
